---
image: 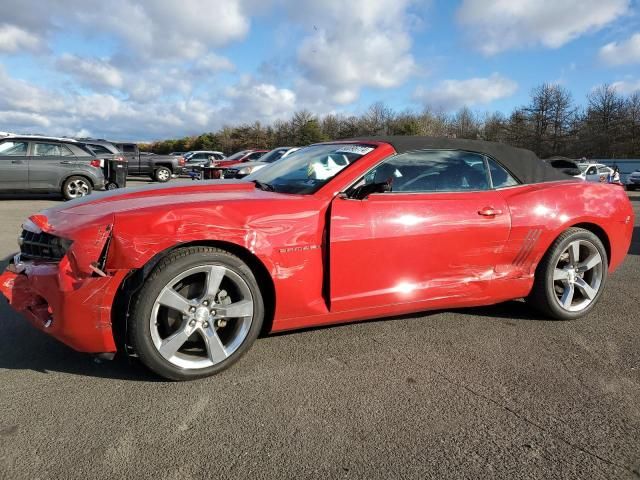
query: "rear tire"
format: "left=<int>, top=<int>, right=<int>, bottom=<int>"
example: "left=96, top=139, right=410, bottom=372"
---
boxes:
left=62, top=176, right=92, bottom=200
left=106, top=182, right=119, bottom=190
left=154, top=167, right=171, bottom=182
left=527, top=228, right=607, bottom=320
left=129, top=247, right=264, bottom=381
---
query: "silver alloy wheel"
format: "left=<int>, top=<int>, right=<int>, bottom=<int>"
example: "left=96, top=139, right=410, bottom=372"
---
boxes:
left=150, top=265, right=254, bottom=370
left=66, top=179, right=90, bottom=198
left=552, top=239, right=603, bottom=312
left=157, top=168, right=170, bottom=181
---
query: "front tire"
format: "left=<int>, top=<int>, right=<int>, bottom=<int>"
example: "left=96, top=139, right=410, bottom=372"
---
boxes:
left=527, top=228, right=607, bottom=320
left=129, top=247, right=264, bottom=380
left=62, top=176, right=92, bottom=200
left=154, top=167, right=171, bottom=182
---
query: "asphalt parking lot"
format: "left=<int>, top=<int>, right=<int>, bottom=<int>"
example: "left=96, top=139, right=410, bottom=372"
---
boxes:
left=0, top=182, right=639, bottom=480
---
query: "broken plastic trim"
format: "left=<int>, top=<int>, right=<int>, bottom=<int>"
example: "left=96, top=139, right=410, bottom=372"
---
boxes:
left=95, top=225, right=113, bottom=274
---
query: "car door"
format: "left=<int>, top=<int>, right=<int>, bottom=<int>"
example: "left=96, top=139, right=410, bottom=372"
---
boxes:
left=584, top=165, right=599, bottom=182
left=191, top=153, right=207, bottom=166
left=0, top=139, right=29, bottom=190
left=329, top=149, right=514, bottom=313
left=118, top=144, right=139, bottom=174
left=597, top=165, right=612, bottom=182
left=29, top=142, right=78, bottom=190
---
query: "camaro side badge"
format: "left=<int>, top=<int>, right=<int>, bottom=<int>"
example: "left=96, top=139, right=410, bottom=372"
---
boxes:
left=278, top=245, right=320, bottom=253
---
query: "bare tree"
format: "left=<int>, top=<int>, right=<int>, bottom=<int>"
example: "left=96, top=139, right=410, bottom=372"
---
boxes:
left=584, top=84, right=625, bottom=157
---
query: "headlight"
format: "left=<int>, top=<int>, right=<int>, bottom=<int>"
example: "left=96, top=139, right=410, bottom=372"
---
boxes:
left=238, top=166, right=256, bottom=175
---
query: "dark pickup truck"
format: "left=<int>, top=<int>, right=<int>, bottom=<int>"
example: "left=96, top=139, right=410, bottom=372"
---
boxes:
left=113, top=142, right=186, bottom=182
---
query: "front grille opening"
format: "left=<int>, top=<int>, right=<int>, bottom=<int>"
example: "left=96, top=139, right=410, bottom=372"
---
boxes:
left=20, top=230, right=71, bottom=261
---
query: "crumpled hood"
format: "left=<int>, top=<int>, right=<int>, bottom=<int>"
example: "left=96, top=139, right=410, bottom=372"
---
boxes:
left=21, top=181, right=291, bottom=275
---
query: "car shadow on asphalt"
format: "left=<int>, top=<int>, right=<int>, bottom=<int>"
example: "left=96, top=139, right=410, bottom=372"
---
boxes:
left=629, top=226, right=640, bottom=256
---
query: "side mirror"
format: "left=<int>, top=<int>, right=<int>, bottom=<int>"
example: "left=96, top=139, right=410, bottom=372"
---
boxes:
left=350, top=181, right=391, bottom=200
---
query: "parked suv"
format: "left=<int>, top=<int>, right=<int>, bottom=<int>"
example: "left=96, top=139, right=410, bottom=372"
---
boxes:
left=0, top=135, right=105, bottom=199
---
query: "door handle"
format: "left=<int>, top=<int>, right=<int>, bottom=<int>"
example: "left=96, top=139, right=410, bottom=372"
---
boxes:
left=478, top=207, right=503, bottom=217
left=11, top=160, right=23, bottom=164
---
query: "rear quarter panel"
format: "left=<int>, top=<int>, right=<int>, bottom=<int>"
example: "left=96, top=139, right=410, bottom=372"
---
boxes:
left=502, top=181, right=633, bottom=278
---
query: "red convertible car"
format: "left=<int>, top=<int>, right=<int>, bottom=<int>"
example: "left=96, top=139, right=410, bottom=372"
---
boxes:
left=0, top=137, right=634, bottom=380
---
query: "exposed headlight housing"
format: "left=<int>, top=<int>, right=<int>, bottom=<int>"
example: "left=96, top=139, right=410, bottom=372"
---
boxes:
left=19, top=229, right=73, bottom=261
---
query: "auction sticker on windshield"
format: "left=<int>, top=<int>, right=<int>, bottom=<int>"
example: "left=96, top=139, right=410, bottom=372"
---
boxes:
left=335, top=145, right=374, bottom=155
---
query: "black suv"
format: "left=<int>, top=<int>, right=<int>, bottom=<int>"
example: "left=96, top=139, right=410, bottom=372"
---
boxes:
left=0, top=136, right=105, bottom=199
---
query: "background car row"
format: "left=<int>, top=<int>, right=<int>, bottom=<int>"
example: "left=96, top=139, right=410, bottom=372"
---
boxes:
left=0, top=134, right=303, bottom=199
left=547, top=157, right=640, bottom=189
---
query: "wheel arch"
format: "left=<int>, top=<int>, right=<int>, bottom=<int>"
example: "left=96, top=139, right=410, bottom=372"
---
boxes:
left=154, top=163, right=174, bottom=172
left=60, top=173, right=94, bottom=190
left=567, top=222, right=611, bottom=266
left=111, top=240, right=276, bottom=355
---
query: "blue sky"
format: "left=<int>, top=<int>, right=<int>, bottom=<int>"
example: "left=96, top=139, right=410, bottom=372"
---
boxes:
left=0, top=0, right=639, bottom=140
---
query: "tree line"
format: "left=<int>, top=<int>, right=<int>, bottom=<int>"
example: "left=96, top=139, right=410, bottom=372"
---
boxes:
left=142, top=83, right=640, bottom=159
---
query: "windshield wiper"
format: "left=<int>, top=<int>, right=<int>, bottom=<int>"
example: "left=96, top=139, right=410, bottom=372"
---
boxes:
left=252, top=180, right=276, bottom=192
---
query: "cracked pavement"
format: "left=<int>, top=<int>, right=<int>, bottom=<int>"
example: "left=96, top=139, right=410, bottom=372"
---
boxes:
left=0, top=183, right=639, bottom=479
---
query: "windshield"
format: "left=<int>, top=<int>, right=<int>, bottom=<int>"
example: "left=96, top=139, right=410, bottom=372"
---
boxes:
left=248, top=143, right=376, bottom=194
left=226, top=150, right=250, bottom=161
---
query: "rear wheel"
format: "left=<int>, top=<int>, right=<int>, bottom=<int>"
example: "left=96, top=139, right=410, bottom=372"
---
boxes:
left=528, top=228, right=607, bottom=320
left=62, top=176, right=92, bottom=200
left=129, top=247, right=264, bottom=380
left=154, top=167, right=171, bottom=182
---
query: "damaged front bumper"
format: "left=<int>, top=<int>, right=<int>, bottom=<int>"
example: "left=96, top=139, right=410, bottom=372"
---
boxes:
left=0, top=253, right=128, bottom=354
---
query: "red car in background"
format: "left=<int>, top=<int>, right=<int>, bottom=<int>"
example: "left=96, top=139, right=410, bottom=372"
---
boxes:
left=206, top=149, right=268, bottom=178
left=0, top=137, right=634, bottom=380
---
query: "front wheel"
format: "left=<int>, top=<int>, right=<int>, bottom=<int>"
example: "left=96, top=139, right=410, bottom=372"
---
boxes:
left=129, top=247, right=264, bottom=380
left=154, top=167, right=171, bottom=182
left=527, top=228, right=607, bottom=320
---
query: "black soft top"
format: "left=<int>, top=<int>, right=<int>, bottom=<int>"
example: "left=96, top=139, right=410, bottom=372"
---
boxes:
left=348, top=136, right=567, bottom=185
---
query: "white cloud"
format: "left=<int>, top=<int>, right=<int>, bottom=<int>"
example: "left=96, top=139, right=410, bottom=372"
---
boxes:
left=0, top=66, right=65, bottom=113
left=414, top=74, right=518, bottom=110
left=0, top=111, right=51, bottom=129
left=457, top=0, right=630, bottom=55
left=599, top=33, right=640, bottom=66
left=0, top=0, right=254, bottom=60
left=293, top=0, right=418, bottom=104
left=0, top=65, right=302, bottom=140
left=56, top=54, right=124, bottom=90
left=0, top=24, right=44, bottom=53
left=194, top=53, right=235, bottom=74
left=224, top=76, right=297, bottom=124
left=0, top=65, right=209, bottom=139
left=611, top=79, right=640, bottom=94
